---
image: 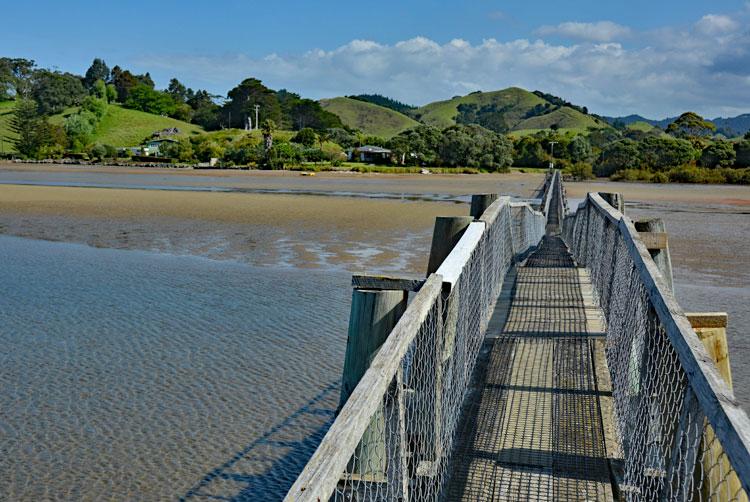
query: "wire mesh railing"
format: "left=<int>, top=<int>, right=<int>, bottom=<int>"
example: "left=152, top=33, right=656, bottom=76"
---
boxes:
left=285, top=189, right=550, bottom=501
left=564, top=192, right=750, bottom=501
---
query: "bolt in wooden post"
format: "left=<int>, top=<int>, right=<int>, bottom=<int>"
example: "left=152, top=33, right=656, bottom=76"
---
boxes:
left=635, top=218, right=674, bottom=292
left=426, top=216, right=473, bottom=275
left=470, top=194, right=499, bottom=219
left=598, top=192, right=625, bottom=214
left=339, top=287, right=408, bottom=480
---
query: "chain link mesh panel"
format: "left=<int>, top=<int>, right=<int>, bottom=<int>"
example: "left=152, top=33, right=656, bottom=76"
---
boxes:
left=287, top=195, right=549, bottom=502
left=565, top=198, right=749, bottom=502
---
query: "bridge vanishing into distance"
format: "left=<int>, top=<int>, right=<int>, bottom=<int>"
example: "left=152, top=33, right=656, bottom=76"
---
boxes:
left=285, top=171, right=750, bottom=501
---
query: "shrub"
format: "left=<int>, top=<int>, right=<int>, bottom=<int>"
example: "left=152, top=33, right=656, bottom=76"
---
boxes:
left=611, top=169, right=653, bottom=182
left=568, top=162, right=594, bottom=180
left=667, top=165, right=726, bottom=184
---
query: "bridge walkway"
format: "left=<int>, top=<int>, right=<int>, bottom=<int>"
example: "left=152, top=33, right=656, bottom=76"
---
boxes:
left=445, top=231, right=618, bottom=500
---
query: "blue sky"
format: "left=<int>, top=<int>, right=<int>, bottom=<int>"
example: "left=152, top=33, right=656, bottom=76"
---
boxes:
left=2, top=1, right=750, bottom=117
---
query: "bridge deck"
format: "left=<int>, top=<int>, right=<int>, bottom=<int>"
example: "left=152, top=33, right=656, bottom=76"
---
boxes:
left=446, top=235, right=617, bottom=501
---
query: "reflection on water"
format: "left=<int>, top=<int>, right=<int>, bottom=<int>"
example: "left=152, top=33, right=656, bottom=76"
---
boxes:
left=0, top=236, right=350, bottom=501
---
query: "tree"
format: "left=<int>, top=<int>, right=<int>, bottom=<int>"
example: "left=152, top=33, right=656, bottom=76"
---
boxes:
left=277, top=89, right=343, bottom=130
left=223, top=78, right=282, bottom=129
left=83, top=58, right=110, bottom=89
left=326, top=128, right=357, bottom=149
left=186, top=89, right=220, bottom=129
left=291, top=127, right=317, bottom=147
left=0, top=57, right=35, bottom=99
left=667, top=112, right=716, bottom=138
left=64, top=110, right=97, bottom=150
left=92, top=79, right=107, bottom=100
left=124, top=85, right=177, bottom=116
left=388, top=125, right=442, bottom=165
left=638, top=137, right=696, bottom=171
left=261, top=119, right=276, bottom=151
left=513, top=136, right=547, bottom=168
left=31, top=70, right=87, bottom=115
left=105, top=83, right=117, bottom=103
left=735, top=140, right=750, bottom=168
left=9, top=99, right=54, bottom=158
left=111, top=66, right=139, bottom=102
left=700, top=141, right=736, bottom=168
left=594, top=139, right=640, bottom=176
left=568, top=135, right=592, bottom=163
left=438, top=124, right=512, bottom=171
left=167, top=78, right=188, bottom=103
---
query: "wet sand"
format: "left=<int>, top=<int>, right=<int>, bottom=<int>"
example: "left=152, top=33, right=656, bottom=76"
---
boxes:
left=0, top=162, right=544, bottom=199
left=565, top=179, right=750, bottom=206
left=0, top=184, right=472, bottom=274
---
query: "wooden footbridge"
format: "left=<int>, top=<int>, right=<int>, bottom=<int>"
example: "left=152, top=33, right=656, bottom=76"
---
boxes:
left=286, top=172, right=750, bottom=501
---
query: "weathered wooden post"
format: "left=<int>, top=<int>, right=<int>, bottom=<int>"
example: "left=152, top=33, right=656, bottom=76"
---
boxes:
left=599, top=192, right=625, bottom=214
left=685, top=313, right=745, bottom=501
left=427, top=216, right=473, bottom=275
left=408, top=215, right=473, bottom=477
left=470, top=194, right=498, bottom=220
left=634, top=218, right=674, bottom=292
left=339, top=287, right=408, bottom=479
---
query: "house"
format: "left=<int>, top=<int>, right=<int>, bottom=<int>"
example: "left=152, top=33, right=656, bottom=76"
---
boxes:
left=353, top=145, right=392, bottom=164
left=144, top=138, right=178, bottom=156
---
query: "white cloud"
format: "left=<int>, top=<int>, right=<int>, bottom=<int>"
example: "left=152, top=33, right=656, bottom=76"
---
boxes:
left=136, top=13, right=750, bottom=118
left=535, top=21, right=631, bottom=42
left=695, top=14, right=740, bottom=35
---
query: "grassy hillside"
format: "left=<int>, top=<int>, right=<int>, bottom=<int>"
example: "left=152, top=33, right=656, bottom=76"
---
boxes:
left=50, top=104, right=203, bottom=146
left=626, top=120, right=658, bottom=132
left=414, top=87, right=544, bottom=129
left=319, top=97, right=419, bottom=138
left=2, top=101, right=203, bottom=152
left=413, top=87, right=606, bottom=133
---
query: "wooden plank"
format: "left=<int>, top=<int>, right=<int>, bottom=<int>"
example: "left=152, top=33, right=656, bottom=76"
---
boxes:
left=638, top=231, right=668, bottom=250
left=615, top=215, right=750, bottom=494
left=351, top=274, right=425, bottom=292
left=686, top=312, right=728, bottom=329
left=435, top=222, right=485, bottom=288
left=284, top=274, right=444, bottom=502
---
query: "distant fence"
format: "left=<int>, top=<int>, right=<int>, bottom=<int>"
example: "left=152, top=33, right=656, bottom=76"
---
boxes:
left=564, top=193, right=750, bottom=501
left=284, top=187, right=550, bottom=500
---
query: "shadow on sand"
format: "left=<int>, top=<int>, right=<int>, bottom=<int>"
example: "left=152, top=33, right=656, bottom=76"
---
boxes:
left=180, top=381, right=340, bottom=502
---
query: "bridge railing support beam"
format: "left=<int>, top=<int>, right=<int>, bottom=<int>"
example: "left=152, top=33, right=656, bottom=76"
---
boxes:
left=635, top=218, right=674, bottom=292
left=598, top=192, right=625, bottom=214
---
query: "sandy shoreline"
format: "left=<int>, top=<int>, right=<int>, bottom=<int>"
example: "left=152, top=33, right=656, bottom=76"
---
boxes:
left=0, top=184, right=470, bottom=274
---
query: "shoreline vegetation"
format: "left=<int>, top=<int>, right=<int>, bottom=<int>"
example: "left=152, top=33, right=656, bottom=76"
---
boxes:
left=2, top=57, right=749, bottom=184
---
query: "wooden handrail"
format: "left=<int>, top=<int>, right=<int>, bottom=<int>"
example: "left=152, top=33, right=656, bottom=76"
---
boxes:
left=585, top=193, right=750, bottom=493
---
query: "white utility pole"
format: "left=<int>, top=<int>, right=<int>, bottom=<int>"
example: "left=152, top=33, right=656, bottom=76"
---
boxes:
left=548, top=140, right=558, bottom=169
left=254, top=104, right=260, bottom=130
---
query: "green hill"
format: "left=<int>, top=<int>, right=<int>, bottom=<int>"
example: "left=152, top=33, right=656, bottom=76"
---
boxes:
left=319, top=97, right=419, bottom=138
left=626, top=120, right=657, bottom=132
left=50, top=104, right=203, bottom=146
left=1, top=101, right=203, bottom=152
left=413, top=87, right=606, bottom=134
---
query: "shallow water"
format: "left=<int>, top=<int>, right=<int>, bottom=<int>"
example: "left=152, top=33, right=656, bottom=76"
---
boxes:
left=0, top=236, right=350, bottom=501
left=1, top=172, right=749, bottom=500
